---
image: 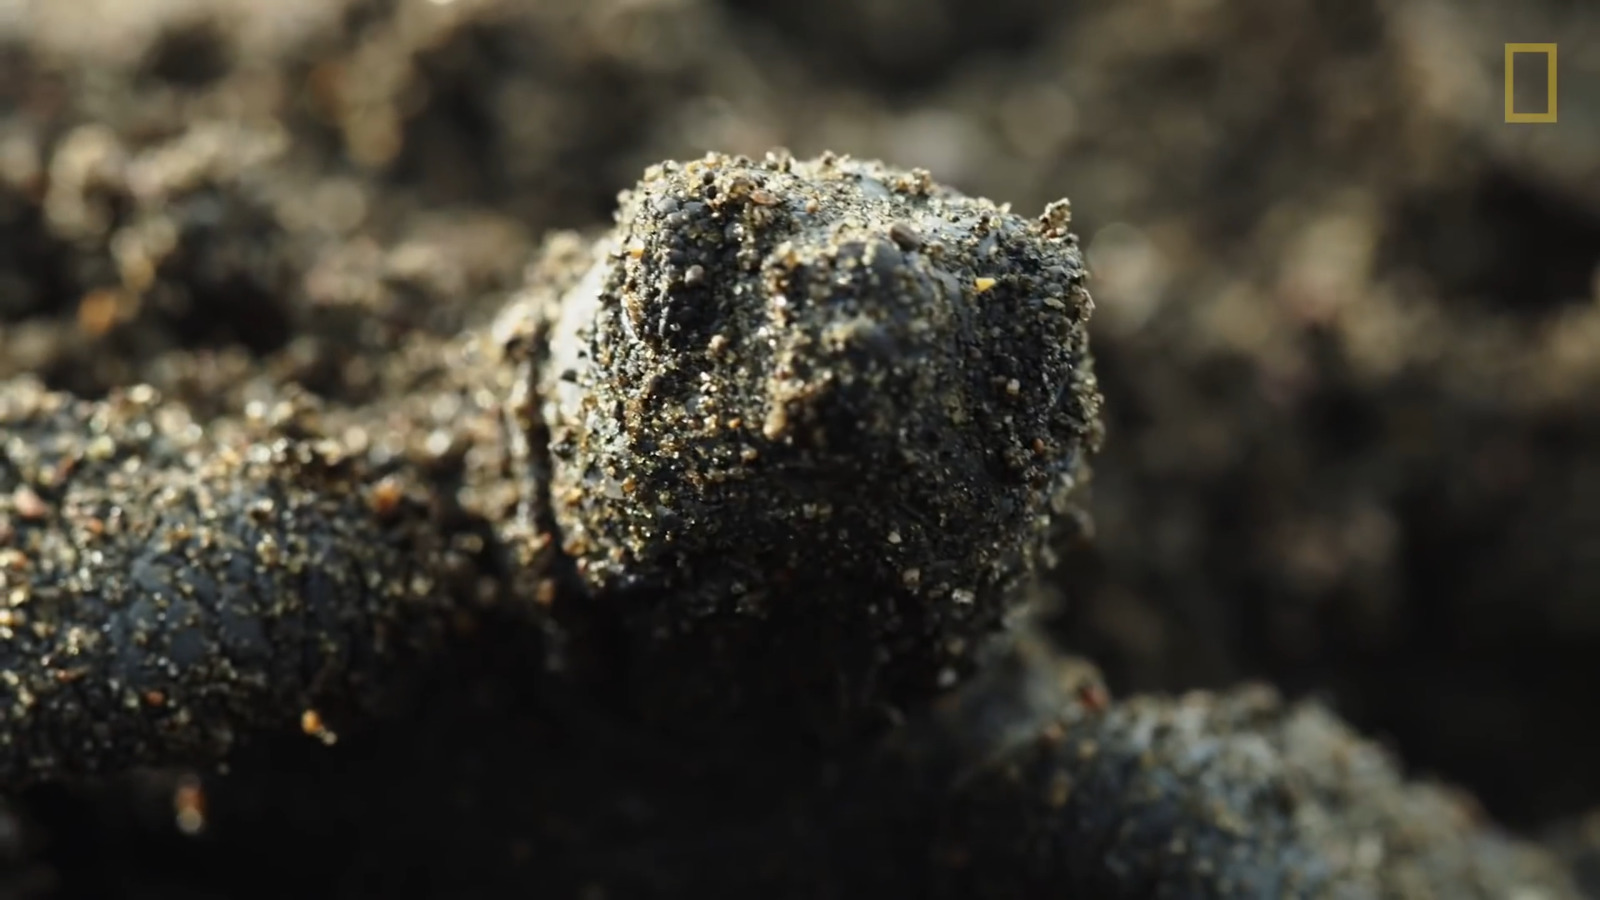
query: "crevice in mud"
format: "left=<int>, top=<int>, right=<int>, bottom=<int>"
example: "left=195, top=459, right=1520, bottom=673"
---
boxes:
left=384, top=20, right=673, bottom=228
left=714, top=0, right=1057, bottom=94
left=1382, top=164, right=1600, bottom=316
left=0, top=197, right=76, bottom=323
left=149, top=191, right=295, bottom=356
left=138, top=19, right=235, bottom=90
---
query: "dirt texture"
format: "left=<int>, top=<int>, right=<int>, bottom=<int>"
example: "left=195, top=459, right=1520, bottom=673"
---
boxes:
left=1, top=0, right=1599, bottom=897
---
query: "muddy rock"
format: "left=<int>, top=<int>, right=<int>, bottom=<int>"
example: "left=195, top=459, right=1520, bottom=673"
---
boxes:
left=518, top=151, right=1101, bottom=738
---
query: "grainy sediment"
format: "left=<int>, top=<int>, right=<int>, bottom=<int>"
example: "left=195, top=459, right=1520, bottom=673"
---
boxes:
left=515, top=151, right=1102, bottom=737
left=1547, top=810, right=1600, bottom=899
left=1, top=142, right=1590, bottom=899
left=532, top=641, right=1587, bottom=899
left=0, top=374, right=493, bottom=786
left=909, top=653, right=1587, bottom=900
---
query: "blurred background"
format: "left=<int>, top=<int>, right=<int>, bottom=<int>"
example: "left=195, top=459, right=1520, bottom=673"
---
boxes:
left=2, top=0, right=1600, bottom=891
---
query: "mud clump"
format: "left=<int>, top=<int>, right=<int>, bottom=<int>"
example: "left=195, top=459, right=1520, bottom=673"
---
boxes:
left=0, top=379, right=473, bottom=784
left=1, top=0, right=1598, bottom=893
left=0, top=149, right=1590, bottom=898
left=0, top=306, right=528, bottom=787
left=927, top=661, right=1584, bottom=900
left=521, top=151, right=1101, bottom=735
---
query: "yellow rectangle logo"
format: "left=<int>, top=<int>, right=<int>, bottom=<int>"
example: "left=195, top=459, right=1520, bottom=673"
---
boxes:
left=1505, top=43, right=1557, bottom=123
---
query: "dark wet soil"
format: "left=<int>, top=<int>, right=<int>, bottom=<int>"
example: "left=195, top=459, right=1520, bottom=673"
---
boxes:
left=2, top=0, right=1600, bottom=896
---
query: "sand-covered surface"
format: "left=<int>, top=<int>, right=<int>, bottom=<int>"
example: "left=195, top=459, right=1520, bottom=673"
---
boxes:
left=3, top=0, right=1599, bottom=896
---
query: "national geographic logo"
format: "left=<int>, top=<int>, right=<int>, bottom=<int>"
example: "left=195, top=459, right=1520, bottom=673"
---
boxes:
left=1505, top=43, right=1557, bottom=123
